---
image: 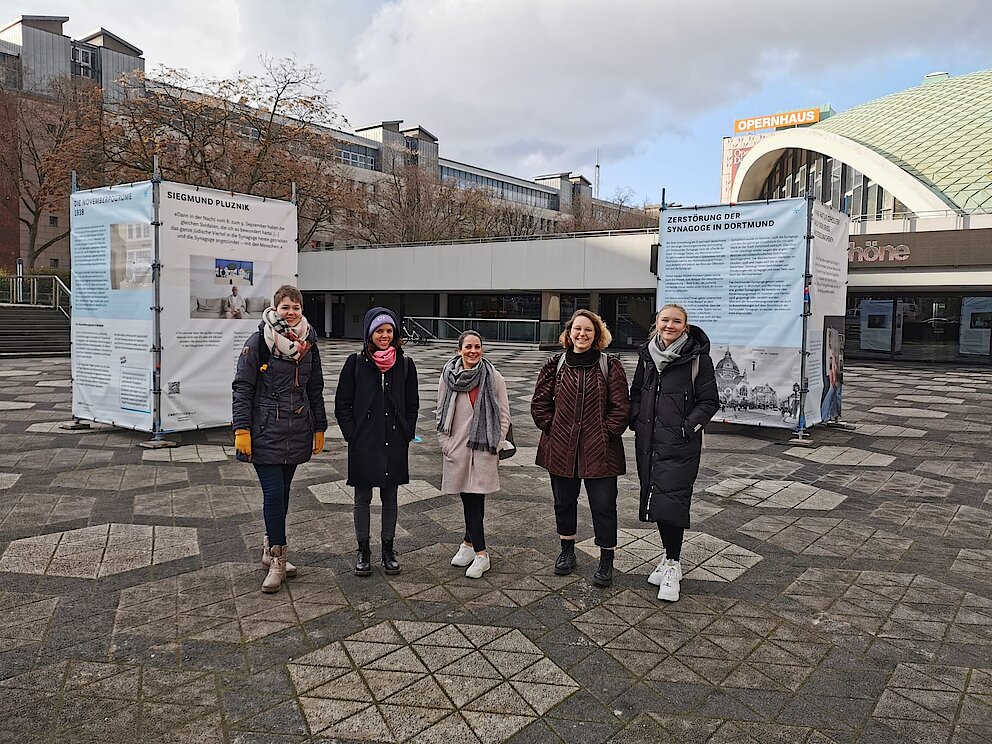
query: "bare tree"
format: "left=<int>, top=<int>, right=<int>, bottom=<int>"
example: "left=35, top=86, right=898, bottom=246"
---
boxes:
left=99, top=58, right=350, bottom=249
left=0, top=76, right=104, bottom=267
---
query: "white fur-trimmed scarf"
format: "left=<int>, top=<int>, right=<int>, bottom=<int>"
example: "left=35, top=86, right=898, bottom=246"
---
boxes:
left=262, top=307, right=312, bottom=361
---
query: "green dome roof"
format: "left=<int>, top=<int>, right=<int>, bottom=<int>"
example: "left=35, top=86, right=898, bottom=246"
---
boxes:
left=813, top=70, right=992, bottom=213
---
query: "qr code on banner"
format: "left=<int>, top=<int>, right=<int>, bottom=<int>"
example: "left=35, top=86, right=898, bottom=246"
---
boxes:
left=168, top=381, right=181, bottom=395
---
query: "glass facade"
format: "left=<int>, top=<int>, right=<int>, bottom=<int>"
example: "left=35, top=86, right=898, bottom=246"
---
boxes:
left=757, top=148, right=910, bottom=221
left=845, top=293, right=992, bottom=363
left=449, top=293, right=541, bottom=320
left=440, top=166, right=558, bottom=210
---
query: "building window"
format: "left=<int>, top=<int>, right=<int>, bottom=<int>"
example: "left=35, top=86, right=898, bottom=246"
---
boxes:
left=49, top=215, right=58, bottom=227
left=49, top=258, right=59, bottom=268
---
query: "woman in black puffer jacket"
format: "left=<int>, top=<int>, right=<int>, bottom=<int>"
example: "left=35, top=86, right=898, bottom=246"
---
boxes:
left=335, top=307, right=419, bottom=578
left=630, top=304, right=719, bottom=603
left=232, top=285, right=327, bottom=594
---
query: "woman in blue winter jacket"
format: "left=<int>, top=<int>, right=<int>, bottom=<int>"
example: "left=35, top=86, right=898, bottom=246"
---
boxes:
left=335, top=307, right=419, bottom=577
left=232, top=284, right=327, bottom=593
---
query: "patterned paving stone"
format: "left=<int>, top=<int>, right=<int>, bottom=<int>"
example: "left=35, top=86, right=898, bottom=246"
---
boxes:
left=0, top=400, right=35, bottom=410
left=0, top=523, right=200, bottom=578
left=705, top=478, right=847, bottom=510
left=869, top=407, right=949, bottom=419
left=134, top=485, right=258, bottom=519
left=1, top=342, right=991, bottom=741
left=0, top=660, right=226, bottom=742
left=915, top=460, right=992, bottom=484
left=784, top=446, right=896, bottom=467
left=872, top=502, right=992, bottom=540
left=738, top=515, right=913, bottom=560
left=774, top=569, right=992, bottom=664
left=0, top=492, right=95, bottom=533
left=142, top=444, right=234, bottom=463
left=0, top=590, right=59, bottom=652
left=290, top=620, right=578, bottom=742
left=50, top=463, right=189, bottom=490
left=309, top=478, right=442, bottom=506
left=578, top=528, right=762, bottom=582
left=869, top=663, right=992, bottom=742
left=114, top=562, right=349, bottom=646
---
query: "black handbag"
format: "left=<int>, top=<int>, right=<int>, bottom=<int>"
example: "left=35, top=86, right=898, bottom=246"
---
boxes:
left=499, top=423, right=516, bottom=460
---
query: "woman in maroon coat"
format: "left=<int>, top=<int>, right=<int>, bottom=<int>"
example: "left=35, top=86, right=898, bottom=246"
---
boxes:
left=531, top=309, right=630, bottom=587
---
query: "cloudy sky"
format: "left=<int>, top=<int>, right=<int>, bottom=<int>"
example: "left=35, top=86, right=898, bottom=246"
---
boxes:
left=9, top=0, right=992, bottom=205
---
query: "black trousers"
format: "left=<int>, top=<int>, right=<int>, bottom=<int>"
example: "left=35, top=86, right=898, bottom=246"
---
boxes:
left=550, top=474, right=618, bottom=548
left=658, top=522, right=684, bottom=561
left=461, top=492, right=486, bottom=552
left=354, top=485, right=399, bottom=543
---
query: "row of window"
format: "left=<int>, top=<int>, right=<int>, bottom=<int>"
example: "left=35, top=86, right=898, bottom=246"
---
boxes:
left=440, top=166, right=558, bottom=211
left=758, top=148, right=908, bottom=220
left=335, top=142, right=377, bottom=170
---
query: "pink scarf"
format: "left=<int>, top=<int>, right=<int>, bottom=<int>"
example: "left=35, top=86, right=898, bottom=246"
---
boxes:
left=372, top=346, right=396, bottom=373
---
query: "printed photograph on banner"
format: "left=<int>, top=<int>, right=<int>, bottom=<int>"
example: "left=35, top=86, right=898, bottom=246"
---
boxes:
left=820, top=319, right=844, bottom=422
left=189, top=255, right=272, bottom=320
left=214, top=258, right=254, bottom=286
left=711, top=344, right=802, bottom=426
left=109, top=222, right=153, bottom=289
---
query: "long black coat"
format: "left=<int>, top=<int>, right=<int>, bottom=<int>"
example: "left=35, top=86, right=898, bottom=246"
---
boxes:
left=335, top=350, right=419, bottom=487
left=232, top=328, right=327, bottom=465
left=630, top=326, right=719, bottom=527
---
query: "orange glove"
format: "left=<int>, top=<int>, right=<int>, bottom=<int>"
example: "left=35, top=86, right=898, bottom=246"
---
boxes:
left=313, top=431, right=325, bottom=455
left=234, top=429, right=252, bottom=458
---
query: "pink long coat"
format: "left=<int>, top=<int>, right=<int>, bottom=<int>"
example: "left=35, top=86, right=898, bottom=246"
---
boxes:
left=436, top=370, right=511, bottom=495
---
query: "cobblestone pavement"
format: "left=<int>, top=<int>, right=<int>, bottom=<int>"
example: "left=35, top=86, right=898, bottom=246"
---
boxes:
left=0, top=343, right=990, bottom=743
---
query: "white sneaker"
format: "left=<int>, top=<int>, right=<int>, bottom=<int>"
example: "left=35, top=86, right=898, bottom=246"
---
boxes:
left=656, top=559, right=681, bottom=602
left=647, top=553, right=671, bottom=586
left=465, top=553, right=491, bottom=579
left=451, top=543, right=475, bottom=567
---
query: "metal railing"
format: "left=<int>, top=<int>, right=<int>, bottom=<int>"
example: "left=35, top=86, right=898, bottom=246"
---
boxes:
left=311, top=227, right=657, bottom=252
left=0, top=275, right=72, bottom=318
left=405, top=316, right=562, bottom=345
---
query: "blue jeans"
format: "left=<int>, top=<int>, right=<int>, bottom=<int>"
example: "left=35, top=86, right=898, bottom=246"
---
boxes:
left=253, top=463, right=297, bottom=546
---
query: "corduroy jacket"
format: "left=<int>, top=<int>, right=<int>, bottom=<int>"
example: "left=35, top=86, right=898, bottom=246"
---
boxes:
left=530, top=352, right=629, bottom=479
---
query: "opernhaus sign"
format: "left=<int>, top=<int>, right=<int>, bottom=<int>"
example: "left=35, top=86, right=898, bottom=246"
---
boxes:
left=848, top=229, right=992, bottom=270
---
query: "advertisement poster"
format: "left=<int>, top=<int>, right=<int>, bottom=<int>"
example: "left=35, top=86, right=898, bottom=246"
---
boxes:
left=960, top=297, right=992, bottom=356
left=658, top=199, right=807, bottom=428
left=720, top=133, right=770, bottom=203
left=157, top=182, right=298, bottom=431
left=806, top=202, right=849, bottom=425
left=860, top=299, right=903, bottom=352
left=70, top=182, right=155, bottom=430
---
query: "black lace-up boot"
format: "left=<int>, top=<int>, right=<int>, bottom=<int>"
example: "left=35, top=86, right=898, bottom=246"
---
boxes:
left=381, top=540, right=401, bottom=575
left=354, top=540, right=372, bottom=577
left=554, top=539, right=577, bottom=576
left=592, top=548, right=614, bottom=587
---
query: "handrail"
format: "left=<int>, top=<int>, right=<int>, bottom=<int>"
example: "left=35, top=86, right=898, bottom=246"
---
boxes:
left=0, top=275, right=72, bottom=317
left=313, top=227, right=657, bottom=252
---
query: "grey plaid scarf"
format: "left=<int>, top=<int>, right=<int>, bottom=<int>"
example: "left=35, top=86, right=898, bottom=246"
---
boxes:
left=436, top=356, right=501, bottom=455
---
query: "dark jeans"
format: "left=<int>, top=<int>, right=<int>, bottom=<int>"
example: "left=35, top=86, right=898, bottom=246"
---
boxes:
left=658, top=522, right=685, bottom=561
left=550, top=474, right=618, bottom=548
left=461, top=492, right=486, bottom=552
left=253, top=463, right=297, bottom=547
left=354, top=485, right=399, bottom=543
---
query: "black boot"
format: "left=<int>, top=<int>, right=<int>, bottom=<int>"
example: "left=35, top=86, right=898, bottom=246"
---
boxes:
left=592, top=548, right=614, bottom=587
left=354, top=540, right=372, bottom=577
left=381, top=540, right=401, bottom=575
left=554, top=539, right=577, bottom=576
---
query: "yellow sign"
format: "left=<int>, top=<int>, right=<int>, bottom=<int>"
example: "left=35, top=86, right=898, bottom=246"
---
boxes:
left=734, top=108, right=820, bottom=133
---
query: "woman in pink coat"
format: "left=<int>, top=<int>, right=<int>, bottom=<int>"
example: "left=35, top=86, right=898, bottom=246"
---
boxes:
left=436, top=331, right=511, bottom=579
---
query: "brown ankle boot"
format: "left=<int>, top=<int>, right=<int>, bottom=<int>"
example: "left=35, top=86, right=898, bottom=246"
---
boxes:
left=262, top=545, right=288, bottom=593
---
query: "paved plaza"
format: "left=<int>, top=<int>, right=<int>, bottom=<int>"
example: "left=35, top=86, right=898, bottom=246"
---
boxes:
left=0, top=341, right=991, bottom=743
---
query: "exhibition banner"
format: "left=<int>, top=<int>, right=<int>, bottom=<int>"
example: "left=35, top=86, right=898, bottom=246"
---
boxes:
left=806, top=202, right=849, bottom=425
left=70, top=182, right=155, bottom=430
left=158, top=182, right=298, bottom=431
left=658, top=199, right=808, bottom=428
left=959, top=297, right=992, bottom=356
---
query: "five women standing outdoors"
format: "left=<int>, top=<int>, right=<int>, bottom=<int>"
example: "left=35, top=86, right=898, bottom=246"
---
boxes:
left=436, top=331, right=511, bottom=579
left=630, top=304, right=719, bottom=602
left=335, top=307, right=419, bottom=577
left=233, top=285, right=327, bottom=594
left=531, top=310, right=630, bottom=587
